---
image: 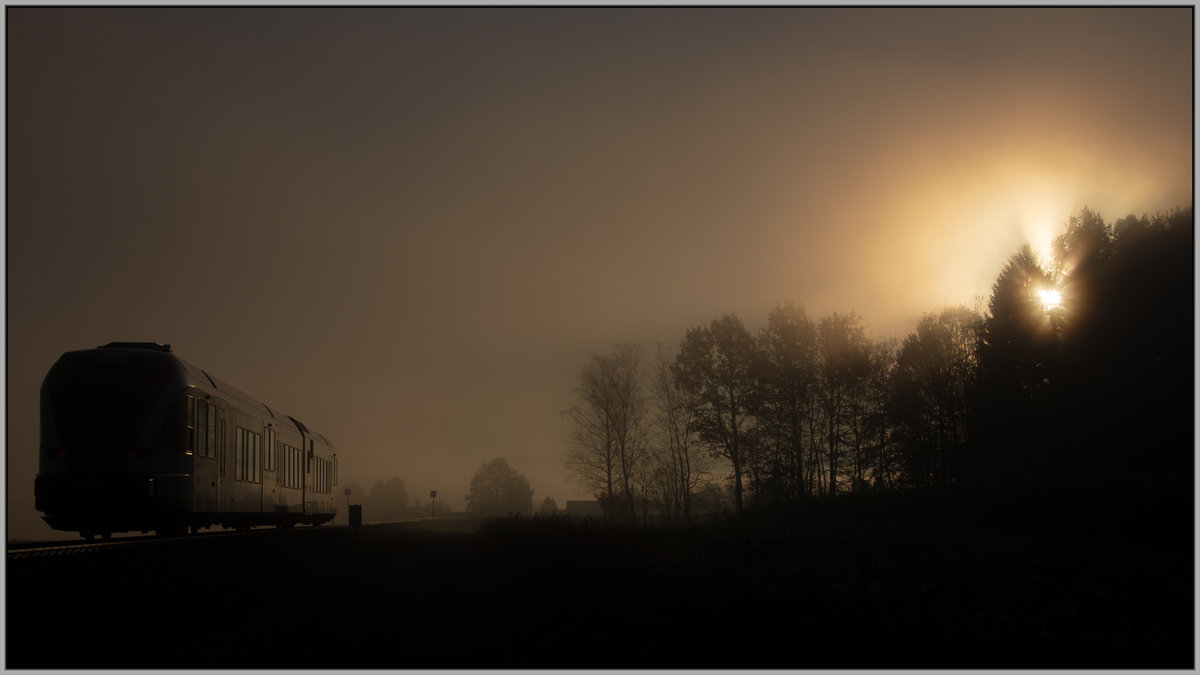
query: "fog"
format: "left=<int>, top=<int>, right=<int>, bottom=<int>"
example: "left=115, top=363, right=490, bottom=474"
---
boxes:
left=6, top=7, right=1192, bottom=540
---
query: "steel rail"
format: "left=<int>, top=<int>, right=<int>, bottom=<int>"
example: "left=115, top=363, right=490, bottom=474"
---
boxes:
left=7, top=522, right=353, bottom=560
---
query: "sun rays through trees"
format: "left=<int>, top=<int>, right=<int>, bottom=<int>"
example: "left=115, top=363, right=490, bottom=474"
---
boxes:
left=565, top=204, right=1192, bottom=520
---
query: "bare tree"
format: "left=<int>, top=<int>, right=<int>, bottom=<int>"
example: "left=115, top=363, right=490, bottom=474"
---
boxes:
left=564, top=342, right=648, bottom=523
left=672, top=315, right=757, bottom=515
left=647, top=341, right=710, bottom=521
left=816, top=312, right=872, bottom=496
left=847, top=337, right=895, bottom=491
left=892, top=307, right=979, bottom=487
left=755, top=301, right=819, bottom=502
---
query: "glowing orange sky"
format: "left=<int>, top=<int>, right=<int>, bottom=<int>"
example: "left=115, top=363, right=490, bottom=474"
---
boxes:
left=6, top=7, right=1193, bottom=539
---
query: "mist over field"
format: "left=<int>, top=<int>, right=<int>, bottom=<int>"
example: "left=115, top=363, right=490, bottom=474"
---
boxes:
left=7, top=7, right=1192, bottom=540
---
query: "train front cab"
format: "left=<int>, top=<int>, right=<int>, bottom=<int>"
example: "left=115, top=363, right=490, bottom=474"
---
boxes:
left=35, top=344, right=197, bottom=538
left=36, top=342, right=338, bottom=538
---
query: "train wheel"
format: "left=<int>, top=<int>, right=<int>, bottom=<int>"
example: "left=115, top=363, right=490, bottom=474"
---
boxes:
left=101, top=532, right=112, bottom=541
left=81, top=531, right=95, bottom=542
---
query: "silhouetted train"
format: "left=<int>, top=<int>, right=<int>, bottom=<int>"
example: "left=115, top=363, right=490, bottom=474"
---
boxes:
left=35, top=342, right=338, bottom=539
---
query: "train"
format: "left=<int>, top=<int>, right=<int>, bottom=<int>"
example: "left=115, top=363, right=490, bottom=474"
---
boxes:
left=35, top=342, right=338, bottom=539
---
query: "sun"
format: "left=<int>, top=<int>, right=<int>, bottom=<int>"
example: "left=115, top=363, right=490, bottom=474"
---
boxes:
left=1037, top=287, right=1063, bottom=311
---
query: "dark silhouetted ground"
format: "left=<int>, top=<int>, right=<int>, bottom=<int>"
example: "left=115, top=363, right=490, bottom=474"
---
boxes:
left=7, top=479, right=1193, bottom=669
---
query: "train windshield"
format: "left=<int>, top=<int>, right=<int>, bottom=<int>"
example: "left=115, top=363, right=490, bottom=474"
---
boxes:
left=43, top=349, right=183, bottom=459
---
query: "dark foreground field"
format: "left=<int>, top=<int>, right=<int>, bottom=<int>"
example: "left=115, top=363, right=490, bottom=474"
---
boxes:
left=7, top=479, right=1194, bottom=669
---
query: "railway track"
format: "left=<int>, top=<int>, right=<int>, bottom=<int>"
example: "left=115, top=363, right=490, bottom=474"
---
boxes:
left=6, top=518, right=457, bottom=560
left=6, top=522, right=346, bottom=559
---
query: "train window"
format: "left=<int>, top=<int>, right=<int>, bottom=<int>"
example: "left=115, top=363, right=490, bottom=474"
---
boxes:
left=264, top=429, right=276, bottom=472
left=233, top=428, right=263, bottom=484
left=235, top=428, right=244, bottom=481
left=185, top=395, right=195, bottom=455
left=206, top=402, right=217, bottom=458
left=251, top=432, right=259, bottom=483
left=196, top=401, right=208, bottom=458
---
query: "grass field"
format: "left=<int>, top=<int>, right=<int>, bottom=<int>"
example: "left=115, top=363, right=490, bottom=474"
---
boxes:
left=6, top=478, right=1193, bottom=669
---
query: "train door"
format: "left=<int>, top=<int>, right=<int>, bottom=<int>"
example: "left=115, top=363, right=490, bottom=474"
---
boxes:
left=262, top=426, right=277, bottom=516
left=192, top=395, right=219, bottom=516
left=300, top=434, right=310, bottom=515
left=219, top=413, right=243, bottom=518
left=216, top=404, right=228, bottom=517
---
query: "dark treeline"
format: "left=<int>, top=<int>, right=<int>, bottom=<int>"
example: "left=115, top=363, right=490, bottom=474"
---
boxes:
left=567, top=205, right=1193, bottom=522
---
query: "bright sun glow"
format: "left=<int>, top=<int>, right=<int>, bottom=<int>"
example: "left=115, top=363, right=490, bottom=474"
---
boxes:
left=1037, top=287, right=1063, bottom=310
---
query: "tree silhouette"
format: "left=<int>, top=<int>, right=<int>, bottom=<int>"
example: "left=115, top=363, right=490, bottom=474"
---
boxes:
left=1050, top=206, right=1193, bottom=477
left=973, top=245, right=1063, bottom=480
left=891, top=306, right=979, bottom=487
left=564, top=342, right=648, bottom=523
left=555, top=203, right=1190, bottom=515
left=850, top=337, right=895, bottom=491
left=1099, top=207, right=1193, bottom=475
left=646, top=341, right=711, bottom=521
left=672, top=314, right=758, bottom=514
left=815, top=312, right=874, bottom=496
left=467, top=457, right=534, bottom=518
left=365, top=477, right=409, bottom=522
left=974, top=204, right=1193, bottom=482
left=753, top=301, right=820, bottom=502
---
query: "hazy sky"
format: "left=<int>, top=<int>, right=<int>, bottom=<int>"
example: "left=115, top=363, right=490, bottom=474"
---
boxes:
left=6, top=7, right=1193, bottom=540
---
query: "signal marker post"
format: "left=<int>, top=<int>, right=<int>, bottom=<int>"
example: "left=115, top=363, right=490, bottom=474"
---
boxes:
left=430, top=490, right=437, bottom=521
